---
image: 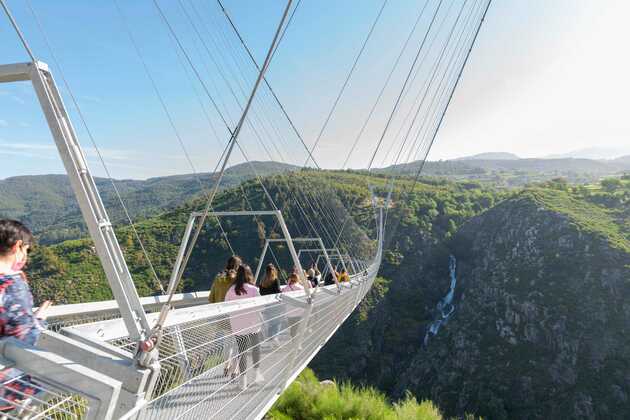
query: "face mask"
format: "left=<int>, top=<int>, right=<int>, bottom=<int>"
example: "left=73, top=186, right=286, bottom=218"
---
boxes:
left=10, top=247, right=27, bottom=272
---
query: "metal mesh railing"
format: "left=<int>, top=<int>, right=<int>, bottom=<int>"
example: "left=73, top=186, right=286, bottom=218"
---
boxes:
left=0, top=372, right=88, bottom=420
left=122, top=266, right=378, bottom=420
left=46, top=292, right=210, bottom=333
left=29, top=251, right=380, bottom=420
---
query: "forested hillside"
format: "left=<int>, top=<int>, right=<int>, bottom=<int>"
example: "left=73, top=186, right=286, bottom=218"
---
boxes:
left=379, top=157, right=630, bottom=187
left=26, top=170, right=376, bottom=303
left=13, top=169, right=630, bottom=419
left=0, top=161, right=296, bottom=244
left=311, top=175, right=630, bottom=419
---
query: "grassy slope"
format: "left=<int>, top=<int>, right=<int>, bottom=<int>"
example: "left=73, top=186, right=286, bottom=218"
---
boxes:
left=267, top=369, right=448, bottom=420
left=524, top=185, right=630, bottom=253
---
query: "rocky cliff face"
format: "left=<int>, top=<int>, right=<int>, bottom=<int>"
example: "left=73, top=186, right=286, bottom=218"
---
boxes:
left=313, top=191, right=630, bottom=420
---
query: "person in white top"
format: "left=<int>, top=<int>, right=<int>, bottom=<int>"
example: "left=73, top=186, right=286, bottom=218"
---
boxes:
left=281, top=273, right=304, bottom=338
left=224, top=264, right=264, bottom=390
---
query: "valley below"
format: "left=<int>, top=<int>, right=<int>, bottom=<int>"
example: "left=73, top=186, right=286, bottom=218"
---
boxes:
left=2, top=163, right=629, bottom=419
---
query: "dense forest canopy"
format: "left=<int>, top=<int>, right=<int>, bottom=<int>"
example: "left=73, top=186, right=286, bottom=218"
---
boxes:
left=2, top=166, right=630, bottom=419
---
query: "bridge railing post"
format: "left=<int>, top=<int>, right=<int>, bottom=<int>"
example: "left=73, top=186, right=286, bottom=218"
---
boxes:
left=279, top=293, right=313, bottom=390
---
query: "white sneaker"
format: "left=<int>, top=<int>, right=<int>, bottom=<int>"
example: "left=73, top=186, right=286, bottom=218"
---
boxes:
left=238, top=374, right=248, bottom=391
left=254, top=368, right=265, bottom=384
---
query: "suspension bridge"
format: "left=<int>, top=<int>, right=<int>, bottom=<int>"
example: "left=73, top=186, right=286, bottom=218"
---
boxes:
left=0, top=0, right=490, bottom=418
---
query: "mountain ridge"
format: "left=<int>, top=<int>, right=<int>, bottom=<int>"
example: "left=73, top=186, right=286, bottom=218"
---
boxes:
left=0, top=161, right=298, bottom=244
left=454, top=152, right=520, bottom=160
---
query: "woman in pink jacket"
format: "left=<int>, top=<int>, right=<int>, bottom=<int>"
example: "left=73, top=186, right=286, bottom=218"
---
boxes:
left=224, top=265, right=264, bottom=390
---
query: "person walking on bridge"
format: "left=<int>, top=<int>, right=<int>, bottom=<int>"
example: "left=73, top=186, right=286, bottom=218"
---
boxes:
left=209, top=255, right=241, bottom=303
left=208, top=255, right=241, bottom=377
left=259, top=263, right=282, bottom=345
left=225, top=264, right=264, bottom=390
left=0, top=220, right=51, bottom=411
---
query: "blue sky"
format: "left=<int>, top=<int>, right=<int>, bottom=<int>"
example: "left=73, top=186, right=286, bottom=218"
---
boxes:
left=1, top=0, right=629, bottom=179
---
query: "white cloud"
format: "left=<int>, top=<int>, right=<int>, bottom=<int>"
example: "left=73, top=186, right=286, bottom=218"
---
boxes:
left=0, top=141, right=57, bottom=160
left=0, top=141, right=56, bottom=151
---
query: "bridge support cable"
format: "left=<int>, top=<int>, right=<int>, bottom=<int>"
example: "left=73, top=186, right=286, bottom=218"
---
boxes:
left=336, top=0, right=485, bottom=255
left=303, top=0, right=389, bottom=168
left=383, top=5, right=482, bottom=235
left=21, top=0, right=168, bottom=296
left=204, top=4, right=366, bottom=262
left=154, top=28, right=301, bottom=275
left=384, top=0, right=491, bottom=247
left=377, top=0, right=459, bottom=167
left=216, top=0, right=320, bottom=171
left=153, top=0, right=339, bottom=266
left=211, top=0, right=377, bottom=263
left=224, top=0, right=388, bottom=262
left=380, top=0, right=466, bottom=169
left=340, top=0, right=431, bottom=169
left=330, top=0, right=449, bottom=254
left=366, top=0, right=445, bottom=172
left=400, top=1, right=485, bottom=168
left=157, top=1, right=300, bottom=333
left=407, top=0, right=491, bottom=188
left=112, top=0, right=236, bottom=258
left=386, top=0, right=475, bottom=175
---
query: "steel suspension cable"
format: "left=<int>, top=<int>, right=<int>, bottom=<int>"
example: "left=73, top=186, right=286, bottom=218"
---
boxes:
left=401, top=2, right=481, bottom=168
left=0, top=0, right=35, bottom=61
left=23, top=0, right=167, bottom=293
left=340, top=0, right=430, bottom=169
left=163, top=0, right=293, bottom=313
left=152, top=0, right=289, bottom=246
left=385, top=0, right=491, bottom=246
left=113, top=0, right=236, bottom=258
left=332, top=0, right=447, bottom=251
left=404, top=0, right=489, bottom=194
left=304, top=0, right=388, bottom=168
left=215, top=0, right=320, bottom=170
left=378, top=0, right=458, bottom=168
left=387, top=0, right=472, bottom=176
left=366, top=0, right=444, bottom=171
left=213, top=1, right=364, bottom=257
left=381, top=2, right=480, bottom=234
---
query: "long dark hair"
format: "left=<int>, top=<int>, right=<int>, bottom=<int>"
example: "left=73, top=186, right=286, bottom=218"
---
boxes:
left=234, top=264, right=254, bottom=295
left=261, top=263, right=277, bottom=288
left=226, top=255, right=242, bottom=271
left=0, top=220, right=33, bottom=256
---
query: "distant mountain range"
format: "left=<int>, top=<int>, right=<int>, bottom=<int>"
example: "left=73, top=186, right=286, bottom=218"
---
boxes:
left=380, top=155, right=630, bottom=187
left=0, top=161, right=297, bottom=244
left=543, top=147, right=630, bottom=160
left=454, top=152, right=520, bottom=161
left=3, top=153, right=630, bottom=244
left=452, top=148, right=630, bottom=161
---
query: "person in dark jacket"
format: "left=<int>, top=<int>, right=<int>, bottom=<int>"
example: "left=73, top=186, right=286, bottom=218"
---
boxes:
left=0, top=220, right=50, bottom=410
left=259, top=263, right=280, bottom=296
left=259, top=264, right=283, bottom=344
